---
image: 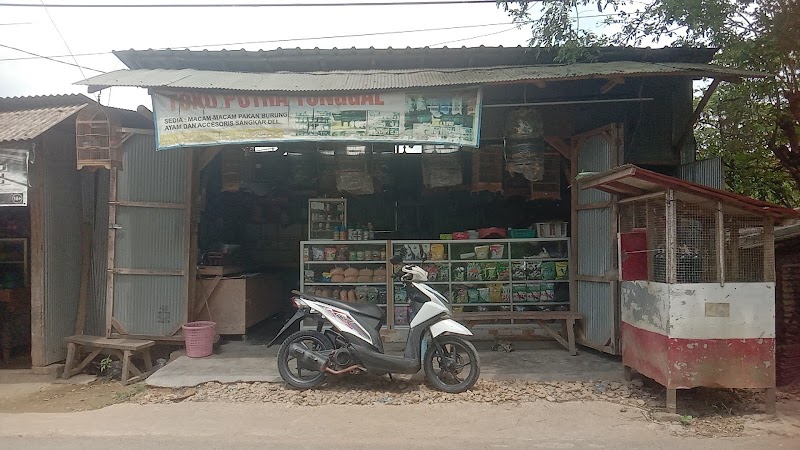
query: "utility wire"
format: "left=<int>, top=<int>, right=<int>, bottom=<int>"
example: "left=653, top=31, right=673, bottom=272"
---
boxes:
left=38, top=0, right=86, bottom=79
left=0, top=1, right=514, bottom=8
left=0, top=21, right=512, bottom=62
left=429, top=26, right=519, bottom=47
left=0, top=43, right=106, bottom=72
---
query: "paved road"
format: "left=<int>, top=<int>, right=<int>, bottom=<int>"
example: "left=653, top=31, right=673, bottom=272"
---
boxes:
left=0, top=402, right=796, bottom=449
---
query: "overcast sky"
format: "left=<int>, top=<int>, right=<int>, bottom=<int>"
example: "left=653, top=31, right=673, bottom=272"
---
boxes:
left=0, top=1, right=612, bottom=111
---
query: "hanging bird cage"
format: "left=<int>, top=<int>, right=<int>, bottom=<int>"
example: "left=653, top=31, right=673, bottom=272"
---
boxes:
left=471, top=145, right=504, bottom=193
left=75, top=106, right=124, bottom=170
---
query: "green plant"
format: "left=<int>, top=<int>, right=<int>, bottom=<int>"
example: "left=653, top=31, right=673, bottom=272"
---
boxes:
left=680, top=414, right=694, bottom=426
left=99, top=356, right=113, bottom=374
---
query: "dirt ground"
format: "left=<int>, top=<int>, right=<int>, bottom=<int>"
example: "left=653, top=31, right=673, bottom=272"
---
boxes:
left=2, top=370, right=799, bottom=440
left=0, top=372, right=142, bottom=413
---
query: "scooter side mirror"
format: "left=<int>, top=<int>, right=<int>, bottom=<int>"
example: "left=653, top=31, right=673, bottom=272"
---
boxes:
left=390, top=255, right=404, bottom=265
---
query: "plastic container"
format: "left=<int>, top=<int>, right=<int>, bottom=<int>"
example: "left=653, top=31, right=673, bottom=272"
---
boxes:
left=439, top=233, right=453, bottom=240
left=536, top=222, right=568, bottom=238
left=474, top=245, right=490, bottom=260
left=452, top=232, right=470, bottom=240
left=509, top=228, right=536, bottom=239
left=478, top=227, right=507, bottom=239
left=467, top=229, right=479, bottom=240
left=182, top=321, right=216, bottom=358
left=489, top=244, right=505, bottom=259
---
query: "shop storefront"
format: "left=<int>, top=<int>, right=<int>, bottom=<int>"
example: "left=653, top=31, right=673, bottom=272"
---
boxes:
left=79, top=46, right=766, bottom=354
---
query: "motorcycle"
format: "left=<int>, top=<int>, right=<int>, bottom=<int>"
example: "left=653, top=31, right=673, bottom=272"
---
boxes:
left=268, top=255, right=480, bottom=393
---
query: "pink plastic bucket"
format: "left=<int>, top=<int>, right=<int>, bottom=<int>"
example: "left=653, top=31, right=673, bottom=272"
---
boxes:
left=182, top=321, right=216, bottom=358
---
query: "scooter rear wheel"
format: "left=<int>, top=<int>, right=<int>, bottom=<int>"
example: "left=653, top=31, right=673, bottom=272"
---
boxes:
left=277, top=330, right=333, bottom=389
left=423, top=335, right=480, bottom=393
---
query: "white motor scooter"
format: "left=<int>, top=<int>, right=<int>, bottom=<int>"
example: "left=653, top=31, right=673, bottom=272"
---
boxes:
left=269, top=255, right=480, bottom=393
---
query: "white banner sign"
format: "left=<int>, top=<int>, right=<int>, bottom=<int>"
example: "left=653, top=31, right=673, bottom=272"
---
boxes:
left=152, top=89, right=481, bottom=150
left=0, top=148, right=28, bottom=207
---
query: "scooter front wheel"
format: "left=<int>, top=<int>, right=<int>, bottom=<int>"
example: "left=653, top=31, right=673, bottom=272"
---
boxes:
left=423, top=335, right=480, bottom=393
left=277, top=330, right=333, bottom=389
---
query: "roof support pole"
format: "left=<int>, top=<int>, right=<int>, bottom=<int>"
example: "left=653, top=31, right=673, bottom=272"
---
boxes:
left=673, top=78, right=720, bottom=153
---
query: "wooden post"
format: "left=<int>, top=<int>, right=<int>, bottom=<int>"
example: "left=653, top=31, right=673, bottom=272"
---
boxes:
left=105, top=168, right=118, bottom=337
left=716, top=202, right=725, bottom=286
left=763, top=219, right=775, bottom=282
left=665, top=190, right=677, bottom=284
left=29, top=141, right=46, bottom=367
left=666, top=388, right=678, bottom=414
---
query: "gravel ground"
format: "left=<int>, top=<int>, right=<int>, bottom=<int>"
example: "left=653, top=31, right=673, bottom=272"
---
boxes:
left=132, top=376, right=800, bottom=438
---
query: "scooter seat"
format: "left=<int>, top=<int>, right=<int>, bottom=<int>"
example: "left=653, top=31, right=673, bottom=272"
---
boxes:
left=292, top=290, right=385, bottom=320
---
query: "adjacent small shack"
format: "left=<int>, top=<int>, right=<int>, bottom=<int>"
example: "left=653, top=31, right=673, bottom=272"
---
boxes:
left=580, top=165, right=800, bottom=413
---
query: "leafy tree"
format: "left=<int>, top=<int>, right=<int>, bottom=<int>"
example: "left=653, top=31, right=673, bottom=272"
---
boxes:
left=501, top=0, right=800, bottom=206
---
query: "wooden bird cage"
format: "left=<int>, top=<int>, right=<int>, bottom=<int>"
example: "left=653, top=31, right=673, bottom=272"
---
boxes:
left=75, top=106, right=124, bottom=170
left=529, top=153, right=562, bottom=201
left=471, top=145, right=504, bottom=193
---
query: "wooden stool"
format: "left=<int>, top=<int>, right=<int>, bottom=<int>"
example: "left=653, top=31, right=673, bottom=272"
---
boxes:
left=63, top=335, right=155, bottom=385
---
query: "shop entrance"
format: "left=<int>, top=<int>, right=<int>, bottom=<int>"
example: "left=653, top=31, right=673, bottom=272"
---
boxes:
left=194, top=143, right=572, bottom=341
left=0, top=205, right=30, bottom=368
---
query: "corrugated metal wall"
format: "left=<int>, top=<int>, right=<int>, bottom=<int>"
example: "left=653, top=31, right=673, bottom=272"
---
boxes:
left=86, top=169, right=109, bottom=336
left=679, top=157, right=724, bottom=190
left=577, top=208, right=612, bottom=276
left=576, top=281, right=614, bottom=345
left=575, top=132, right=618, bottom=353
left=41, top=130, right=82, bottom=364
left=111, top=135, right=188, bottom=335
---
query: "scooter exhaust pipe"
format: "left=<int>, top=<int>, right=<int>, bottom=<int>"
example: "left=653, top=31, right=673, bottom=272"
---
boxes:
left=288, top=343, right=328, bottom=371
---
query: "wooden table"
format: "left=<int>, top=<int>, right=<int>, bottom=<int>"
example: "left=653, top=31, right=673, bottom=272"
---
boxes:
left=63, top=335, right=155, bottom=385
left=454, top=311, right=582, bottom=356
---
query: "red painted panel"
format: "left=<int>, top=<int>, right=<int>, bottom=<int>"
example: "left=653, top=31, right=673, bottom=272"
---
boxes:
left=621, top=322, right=669, bottom=386
left=620, top=230, right=648, bottom=281
left=622, top=322, right=776, bottom=389
left=667, top=337, right=775, bottom=389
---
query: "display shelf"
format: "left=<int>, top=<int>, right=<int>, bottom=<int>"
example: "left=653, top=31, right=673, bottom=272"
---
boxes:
left=300, top=240, right=392, bottom=330
left=304, top=260, right=387, bottom=265
left=308, top=198, right=347, bottom=240
left=508, top=279, right=569, bottom=284
left=390, top=237, right=571, bottom=326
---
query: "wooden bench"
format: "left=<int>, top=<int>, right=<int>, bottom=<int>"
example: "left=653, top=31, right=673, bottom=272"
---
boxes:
left=453, top=311, right=582, bottom=356
left=62, top=335, right=155, bottom=385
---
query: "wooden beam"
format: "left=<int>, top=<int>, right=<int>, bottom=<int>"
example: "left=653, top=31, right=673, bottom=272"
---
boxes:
left=531, top=80, right=546, bottom=88
left=29, top=145, right=46, bottom=367
left=717, top=202, right=726, bottom=285
left=674, top=78, right=720, bottom=152
left=105, top=168, right=118, bottom=338
left=111, top=268, right=185, bottom=276
left=197, top=146, right=222, bottom=171
left=600, top=77, right=625, bottom=94
left=111, top=200, right=185, bottom=209
left=110, top=317, right=129, bottom=335
left=764, top=219, right=775, bottom=282
left=544, top=136, right=571, bottom=160
left=666, top=189, right=677, bottom=284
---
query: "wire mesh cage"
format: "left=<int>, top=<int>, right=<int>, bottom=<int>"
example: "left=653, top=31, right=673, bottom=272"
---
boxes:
left=619, top=190, right=773, bottom=284
left=75, top=106, right=123, bottom=170
left=471, top=145, right=503, bottom=193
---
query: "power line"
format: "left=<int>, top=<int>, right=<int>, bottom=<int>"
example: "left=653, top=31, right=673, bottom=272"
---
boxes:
left=430, top=26, right=519, bottom=47
left=0, top=21, right=512, bottom=62
left=0, top=1, right=511, bottom=8
left=0, top=43, right=106, bottom=72
left=38, top=0, right=87, bottom=79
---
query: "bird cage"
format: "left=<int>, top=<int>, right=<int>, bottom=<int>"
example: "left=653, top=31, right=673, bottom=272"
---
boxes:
left=335, top=145, right=373, bottom=195
left=471, top=145, right=503, bottom=193
left=618, top=192, right=774, bottom=285
left=529, top=153, right=562, bottom=201
left=75, top=106, right=123, bottom=170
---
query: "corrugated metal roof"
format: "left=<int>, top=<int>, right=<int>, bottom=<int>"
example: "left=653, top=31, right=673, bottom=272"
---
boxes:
left=79, top=62, right=767, bottom=93
left=579, top=164, right=800, bottom=219
left=0, top=104, right=87, bottom=143
left=0, top=94, right=94, bottom=112
left=114, top=46, right=720, bottom=72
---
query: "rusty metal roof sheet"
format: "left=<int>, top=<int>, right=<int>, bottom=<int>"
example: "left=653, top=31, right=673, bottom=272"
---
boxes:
left=78, top=62, right=767, bottom=93
left=0, top=104, right=87, bottom=143
left=0, top=94, right=94, bottom=112
left=114, top=46, right=720, bottom=72
left=579, top=164, right=800, bottom=220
